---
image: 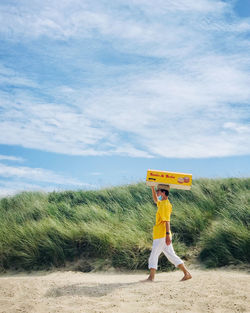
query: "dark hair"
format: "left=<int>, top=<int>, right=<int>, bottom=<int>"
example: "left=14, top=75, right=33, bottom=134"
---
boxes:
left=160, top=189, right=169, bottom=197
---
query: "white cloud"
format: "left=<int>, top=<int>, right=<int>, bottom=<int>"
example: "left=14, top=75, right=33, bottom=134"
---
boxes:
left=0, top=181, right=50, bottom=197
left=0, top=155, right=25, bottom=162
left=0, top=55, right=249, bottom=158
left=0, top=179, right=93, bottom=197
left=0, top=0, right=239, bottom=42
left=0, top=151, right=103, bottom=196
left=0, top=161, right=95, bottom=197
left=0, top=65, right=37, bottom=88
left=0, top=0, right=249, bottom=159
left=223, top=122, right=250, bottom=134
left=0, top=162, right=89, bottom=186
left=91, top=172, right=102, bottom=176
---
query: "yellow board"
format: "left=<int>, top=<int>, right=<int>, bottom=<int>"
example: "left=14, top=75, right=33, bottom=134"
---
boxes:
left=146, top=169, right=192, bottom=190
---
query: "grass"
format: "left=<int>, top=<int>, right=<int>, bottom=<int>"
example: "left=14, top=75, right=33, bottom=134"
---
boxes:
left=0, top=178, right=249, bottom=272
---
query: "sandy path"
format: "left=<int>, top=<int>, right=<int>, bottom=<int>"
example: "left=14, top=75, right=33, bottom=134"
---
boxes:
left=0, top=269, right=249, bottom=313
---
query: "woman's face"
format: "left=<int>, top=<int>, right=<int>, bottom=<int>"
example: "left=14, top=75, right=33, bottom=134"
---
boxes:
left=156, top=189, right=163, bottom=198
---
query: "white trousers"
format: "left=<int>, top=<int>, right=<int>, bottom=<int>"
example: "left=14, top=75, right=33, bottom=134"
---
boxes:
left=148, top=237, right=183, bottom=270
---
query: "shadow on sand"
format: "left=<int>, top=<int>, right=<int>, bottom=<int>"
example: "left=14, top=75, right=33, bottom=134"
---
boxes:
left=45, top=281, right=143, bottom=298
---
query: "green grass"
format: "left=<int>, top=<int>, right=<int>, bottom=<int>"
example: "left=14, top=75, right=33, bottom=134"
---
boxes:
left=0, top=178, right=249, bottom=272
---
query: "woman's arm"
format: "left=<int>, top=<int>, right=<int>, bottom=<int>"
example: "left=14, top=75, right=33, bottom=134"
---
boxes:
left=165, top=221, right=171, bottom=246
left=151, top=186, right=158, bottom=204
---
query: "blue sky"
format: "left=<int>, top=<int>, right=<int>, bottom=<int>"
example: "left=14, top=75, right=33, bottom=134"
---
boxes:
left=0, top=0, right=250, bottom=196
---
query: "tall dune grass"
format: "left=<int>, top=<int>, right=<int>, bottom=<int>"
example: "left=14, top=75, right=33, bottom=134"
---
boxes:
left=198, top=183, right=250, bottom=267
left=0, top=178, right=249, bottom=272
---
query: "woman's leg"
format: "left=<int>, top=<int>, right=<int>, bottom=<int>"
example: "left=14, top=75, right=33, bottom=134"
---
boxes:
left=162, top=241, right=192, bottom=281
left=147, top=238, right=165, bottom=281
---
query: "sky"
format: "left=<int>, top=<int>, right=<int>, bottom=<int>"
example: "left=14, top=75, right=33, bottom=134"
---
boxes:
left=0, top=0, right=250, bottom=196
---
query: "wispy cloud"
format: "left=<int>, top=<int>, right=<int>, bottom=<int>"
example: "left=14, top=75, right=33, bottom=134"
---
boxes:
left=0, top=161, right=92, bottom=186
left=0, top=155, right=25, bottom=162
left=0, top=0, right=232, bottom=41
left=0, top=0, right=249, bottom=159
left=0, top=181, right=51, bottom=197
left=0, top=161, right=93, bottom=197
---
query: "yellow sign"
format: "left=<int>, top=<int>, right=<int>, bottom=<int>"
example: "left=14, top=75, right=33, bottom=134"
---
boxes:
left=146, top=169, right=192, bottom=190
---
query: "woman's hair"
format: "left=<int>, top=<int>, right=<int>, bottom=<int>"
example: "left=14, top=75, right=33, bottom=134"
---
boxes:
left=160, top=189, right=169, bottom=197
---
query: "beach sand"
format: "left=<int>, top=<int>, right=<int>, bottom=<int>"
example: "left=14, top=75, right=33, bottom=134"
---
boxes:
left=0, top=268, right=249, bottom=313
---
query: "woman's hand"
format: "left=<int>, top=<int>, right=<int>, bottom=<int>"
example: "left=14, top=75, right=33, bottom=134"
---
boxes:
left=165, top=235, right=171, bottom=246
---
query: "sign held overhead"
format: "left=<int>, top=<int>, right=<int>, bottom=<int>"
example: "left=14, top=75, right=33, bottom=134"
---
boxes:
left=146, top=169, right=192, bottom=190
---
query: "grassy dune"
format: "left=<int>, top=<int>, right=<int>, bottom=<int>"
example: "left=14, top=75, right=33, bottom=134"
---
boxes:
left=0, top=178, right=249, bottom=272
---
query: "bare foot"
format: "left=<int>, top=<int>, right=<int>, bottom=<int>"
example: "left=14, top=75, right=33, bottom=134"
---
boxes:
left=141, top=277, right=154, bottom=283
left=180, top=272, right=192, bottom=281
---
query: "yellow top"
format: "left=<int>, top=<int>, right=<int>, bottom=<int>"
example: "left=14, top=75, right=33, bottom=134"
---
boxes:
left=153, top=199, right=172, bottom=239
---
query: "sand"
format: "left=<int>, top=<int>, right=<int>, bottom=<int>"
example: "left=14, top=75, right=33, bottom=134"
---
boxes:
left=0, top=268, right=249, bottom=313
